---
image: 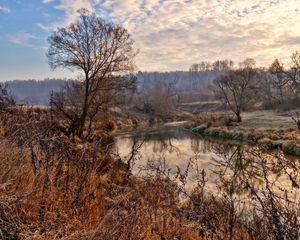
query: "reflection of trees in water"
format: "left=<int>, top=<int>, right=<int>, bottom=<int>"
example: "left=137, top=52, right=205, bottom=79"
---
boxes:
left=190, top=137, right=222, bottom=154
left=138, top=130, right=215, bottom=156
left=211, top=144, right=300, bottom=239
left=212, top=144, right=300, bottom=195
left=116, top=131, right=300, bottom=239
left=127, top=135, right=300, bottom=239
left=151, top=137, right=181, bottom=155
left=131, top=130, right=182, bottom=155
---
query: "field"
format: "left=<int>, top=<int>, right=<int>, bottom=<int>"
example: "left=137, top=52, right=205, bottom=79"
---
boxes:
left=238, top=110, right=295, bottom=130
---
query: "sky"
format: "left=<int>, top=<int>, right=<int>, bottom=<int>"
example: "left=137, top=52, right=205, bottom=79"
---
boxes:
left=0, top=0, right=300, bottom=81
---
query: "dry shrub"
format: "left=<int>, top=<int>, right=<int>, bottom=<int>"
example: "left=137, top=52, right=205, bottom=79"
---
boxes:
left=97, top=119, right=116, bottom=133
left=0, top=196, right=23, bottom=240
left=196, top=112, right=235, bottom=127
left=0, top=108, right=122, bottom=238
left=77, top=175, right=201, bottom=240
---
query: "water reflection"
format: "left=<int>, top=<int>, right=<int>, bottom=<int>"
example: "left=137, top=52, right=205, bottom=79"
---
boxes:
left=114, top=127, right=217, bottom=175
left=212, top=144, right=300, bottom=199
left=114, top=126, right=300, bottom=198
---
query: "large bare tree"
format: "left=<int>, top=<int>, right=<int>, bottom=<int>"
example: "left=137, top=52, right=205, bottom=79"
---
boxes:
left=213, top=59, right=258, bottom=122
left=47, top=9, right=137, bottom=137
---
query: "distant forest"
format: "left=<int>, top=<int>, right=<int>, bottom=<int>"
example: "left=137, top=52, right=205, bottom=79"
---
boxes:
left=6, top=79, right=68, bottom=105
left=5, top=71, right=221, bottom=105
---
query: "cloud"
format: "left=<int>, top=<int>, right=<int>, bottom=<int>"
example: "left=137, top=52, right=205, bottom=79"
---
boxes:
left=45, top=0, right=300, bottom=71
left=37, top=23, right=50, bottom=32
left=7, top=32, right=38, bottom=46
left=43, top=0, right=55, bottom=3
left=0, top=6, right=11, bottom=14
left=42, top=0, right=101, bottom=31
left=53, top=0, right=100, bottom=24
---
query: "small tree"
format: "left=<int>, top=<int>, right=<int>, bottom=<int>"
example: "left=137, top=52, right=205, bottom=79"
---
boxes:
left=47, top=9, right=137, bottom=137
left=288, top=51, right=300, bottom=102
left=135, top=75, right=179, bottom=118
left=269, top=52, right=300, bottom=106
left=213, top=59, right=258, bottom=122
left=0, top=83, right=15, bottom=111
left=268, top=59, right=289, bottom=104
left=290, top=111, right=300, bottom=131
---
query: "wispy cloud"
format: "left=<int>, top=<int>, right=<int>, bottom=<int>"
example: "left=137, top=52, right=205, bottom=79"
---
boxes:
left=37, top=23, right=50, bottom=32
left=7, top=32, right=38, bottom=46
left=0, top=6, right=11, bottom=14
left=43, top=0, right=55, bottom=4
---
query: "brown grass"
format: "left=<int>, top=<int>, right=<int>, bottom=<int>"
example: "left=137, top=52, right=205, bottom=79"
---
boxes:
left=1, top=107, right=300, bottom=239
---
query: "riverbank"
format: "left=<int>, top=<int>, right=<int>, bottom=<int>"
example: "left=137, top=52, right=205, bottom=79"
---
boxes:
left=186, top=110, right=300, bottom=156
left=107, top=108, right=300, bottom=156
left=109, top=105, right=194, bottom=131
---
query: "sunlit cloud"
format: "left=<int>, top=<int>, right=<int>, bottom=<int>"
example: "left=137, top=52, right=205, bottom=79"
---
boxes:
left=43, top=0, right=300, bottom=71
left=40, top=0, right=101, bottom=32
left=53, top=0, right=100, bottom=24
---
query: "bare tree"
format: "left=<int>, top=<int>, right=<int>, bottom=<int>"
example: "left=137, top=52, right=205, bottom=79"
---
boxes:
left=268, top=52, right=300, bottom=129
left=134, top=75, right=179, bottom=119
left=189, top=63, right=201, bottom=72
left=189, top=59, right=234, bottom=73
left=269, top=52, right=300, bottom=106
left=268, top=59, right=289, bottom=104
left=213, top=59, right=258, bottom=122
left=212, top=59, right=234, bottom=71
left=47, top=9, right=137, bottom=137
left=287, top=51, right=300, bottom=102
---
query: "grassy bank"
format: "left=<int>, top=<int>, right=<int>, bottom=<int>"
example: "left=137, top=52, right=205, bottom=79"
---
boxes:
left=187, top=110, right=300, bottom=156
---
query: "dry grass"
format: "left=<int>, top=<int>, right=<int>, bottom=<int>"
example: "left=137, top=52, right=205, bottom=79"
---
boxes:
left=194, top=111, right=235, bottom=128
left=190, top=110, right=300, bottom=154
left=1, top=107, right=300, bottom=239
left=0, top=108, right=203, bottom=239
left=238, top=110, right=295, bottom=130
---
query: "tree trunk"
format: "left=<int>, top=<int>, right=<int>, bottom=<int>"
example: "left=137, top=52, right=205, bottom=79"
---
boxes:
left=78, top=114, right=87, bottom=138
left=236, top=111, right=242, bottom=122
left=78, top=73, right=90, bottom=138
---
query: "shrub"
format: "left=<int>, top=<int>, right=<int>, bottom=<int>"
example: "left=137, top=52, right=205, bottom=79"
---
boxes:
left=283, top=141, right=300, bottom=156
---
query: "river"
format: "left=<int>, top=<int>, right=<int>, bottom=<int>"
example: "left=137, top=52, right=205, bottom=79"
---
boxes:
left=113, top=123, right=300, bottom=199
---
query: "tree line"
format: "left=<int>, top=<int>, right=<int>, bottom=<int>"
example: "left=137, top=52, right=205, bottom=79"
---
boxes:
left=189, top=59, right=234, bottom=72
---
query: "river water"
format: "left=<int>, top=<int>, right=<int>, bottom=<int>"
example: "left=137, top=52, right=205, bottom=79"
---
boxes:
left=113, top=123, right=300, bottom=199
